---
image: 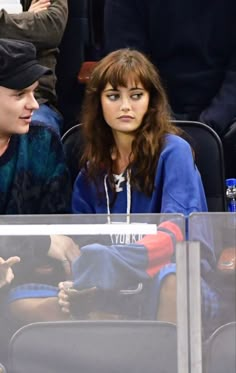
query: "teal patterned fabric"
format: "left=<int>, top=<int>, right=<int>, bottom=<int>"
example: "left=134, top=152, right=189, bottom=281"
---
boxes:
left=0, top=121, right=71, bottom=214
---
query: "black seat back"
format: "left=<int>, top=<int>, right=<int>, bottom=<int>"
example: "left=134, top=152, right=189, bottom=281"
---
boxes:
left=173, top=120, right=226, bottom=212
left=61, top=123, right=84, bottom=184
left=205, top=322, right=236, bottom=373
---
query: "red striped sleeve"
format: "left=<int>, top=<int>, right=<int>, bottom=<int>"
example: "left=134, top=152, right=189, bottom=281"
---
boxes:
left=137, top=221, right=184, bottom=277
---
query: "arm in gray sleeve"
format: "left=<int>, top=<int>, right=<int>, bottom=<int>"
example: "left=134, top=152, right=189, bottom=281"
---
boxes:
left=0, top=0, right=68, bottom=49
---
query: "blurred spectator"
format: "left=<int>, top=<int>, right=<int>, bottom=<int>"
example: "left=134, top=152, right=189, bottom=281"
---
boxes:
left=0, top=0, right=68, bottom=135
left=104, top=0, right=236, bottom=177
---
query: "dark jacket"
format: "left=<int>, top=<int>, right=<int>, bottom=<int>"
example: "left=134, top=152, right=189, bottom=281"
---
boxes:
left=104, top=0, right=236, bottom=135
left=0, top=121, right=71, bottom=215
left=0, top=120, right=71, bottom=278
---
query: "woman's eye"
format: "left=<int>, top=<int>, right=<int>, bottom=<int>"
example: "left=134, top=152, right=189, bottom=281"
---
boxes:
left=131, top=93, right=143, bottom=100
left=107, top=94, right=119, bottom=101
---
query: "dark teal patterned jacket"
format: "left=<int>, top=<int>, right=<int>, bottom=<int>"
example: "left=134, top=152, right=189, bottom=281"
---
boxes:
left=0, top=121, right=71, bottom=214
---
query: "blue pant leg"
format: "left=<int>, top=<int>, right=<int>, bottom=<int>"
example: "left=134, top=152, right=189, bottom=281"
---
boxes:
left=32, top=104, right=63, bottom=136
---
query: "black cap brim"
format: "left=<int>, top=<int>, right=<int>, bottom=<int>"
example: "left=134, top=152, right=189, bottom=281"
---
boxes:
left=2, top=62, right=51, bottom=90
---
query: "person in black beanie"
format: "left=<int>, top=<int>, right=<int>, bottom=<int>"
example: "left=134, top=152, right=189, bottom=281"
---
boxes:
left=0, top=37, right=79, bottom=293
left=104, top=0, right=236, bottom=178
left=0, top=38, right=72, bottom=211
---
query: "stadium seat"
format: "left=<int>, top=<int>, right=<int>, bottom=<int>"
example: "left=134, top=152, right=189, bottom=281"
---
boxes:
left=173, top=120, right=227, bottom=212
left=204, top=322, right=236, bottom=373
left=61, top=123, right=84, bottom=184
left=8, top=320, right=177, bottom=373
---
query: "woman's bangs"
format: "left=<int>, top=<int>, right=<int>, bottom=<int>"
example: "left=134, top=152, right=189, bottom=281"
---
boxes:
left=103, top=63, right=147, bottom=89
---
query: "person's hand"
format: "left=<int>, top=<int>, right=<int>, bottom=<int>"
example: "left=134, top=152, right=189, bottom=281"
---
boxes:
left=28, top=0, right=51, bottom=13
left=58, top=281, right=74, bottom=314
left=48, top=235, right=80, bottom=278
left=0, top=256, right=21, bottom=288
left=58, top=281, right=97, bottom=316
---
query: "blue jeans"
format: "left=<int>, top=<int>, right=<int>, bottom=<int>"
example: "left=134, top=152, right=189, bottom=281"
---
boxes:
left=32, top=104, right=63, bottom=136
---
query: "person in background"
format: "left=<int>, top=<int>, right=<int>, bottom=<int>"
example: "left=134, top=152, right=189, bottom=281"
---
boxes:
left=104, top=0, right=236, bottom=178
left=0, top=0, right=68, bottom=135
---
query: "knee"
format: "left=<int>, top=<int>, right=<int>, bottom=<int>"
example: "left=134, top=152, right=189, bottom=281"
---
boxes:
left=8, top=298, right=42, bottom=322
left=159, top=274, right=177, bottom=303
left=8, top=297, right=62, bottom=324
left=157, top=274, right=177, bottom=323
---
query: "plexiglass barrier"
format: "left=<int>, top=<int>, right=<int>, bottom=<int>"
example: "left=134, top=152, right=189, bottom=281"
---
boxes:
left=0, top=214, right=188, bottom=373
left=1, top=213, right=234, bottom=373
left=188, top=212, right=236, bottom=373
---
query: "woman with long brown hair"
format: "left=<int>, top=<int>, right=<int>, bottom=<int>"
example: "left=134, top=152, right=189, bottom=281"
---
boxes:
left=68, top=49, right=213, bottom=324
left=76, top=48, right=184, bottom=205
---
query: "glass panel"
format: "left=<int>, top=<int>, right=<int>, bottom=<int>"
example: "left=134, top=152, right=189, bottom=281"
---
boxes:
left=0, top=213, right=185, bottom=372
left=189, top=212, right=236, bottom=373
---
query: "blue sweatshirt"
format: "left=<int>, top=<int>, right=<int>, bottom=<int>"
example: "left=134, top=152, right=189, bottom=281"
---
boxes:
left=73, top=134, right=207, bottom=216
left=72, top=135, right=215, bottom=285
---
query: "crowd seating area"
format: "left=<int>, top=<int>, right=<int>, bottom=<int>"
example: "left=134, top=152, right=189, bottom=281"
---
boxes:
left=0, top=1, right=235, bottom=372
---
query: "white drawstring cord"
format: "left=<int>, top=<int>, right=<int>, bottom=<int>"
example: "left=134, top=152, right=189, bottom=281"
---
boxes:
left=126, top=170, right=131, bottom=224
left=104, top=170, right=131, bottom=224
left=104, top=174, right=111, bottom=224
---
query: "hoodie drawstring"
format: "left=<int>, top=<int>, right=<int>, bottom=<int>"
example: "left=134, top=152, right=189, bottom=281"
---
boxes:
left=104, top=170, right=131, bottom=224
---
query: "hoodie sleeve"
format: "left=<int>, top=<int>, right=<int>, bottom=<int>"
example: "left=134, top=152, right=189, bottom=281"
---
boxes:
left=137, top=220, right=183, bottom=277
left=159, top=135, right=208, bottom=215
left=72, top=220, right=183, bottom=290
